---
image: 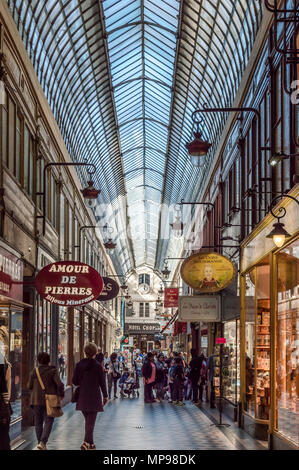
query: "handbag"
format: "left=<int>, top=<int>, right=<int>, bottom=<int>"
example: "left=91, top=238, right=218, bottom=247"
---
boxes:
left=35, top=368, right=63, bottom=418
left=71, top=385, right=80, bottom=403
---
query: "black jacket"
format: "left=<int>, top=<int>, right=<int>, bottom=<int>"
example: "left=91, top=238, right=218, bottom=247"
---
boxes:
left=72, top=358, right=108, bottom=412
left=28, top=365, right=64, bottom=406
left=189, top=355, right=204, bottom=380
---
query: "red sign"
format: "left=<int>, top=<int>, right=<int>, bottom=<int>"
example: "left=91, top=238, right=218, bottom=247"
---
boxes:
left=164, top=288, right=179, bottom=308
left=216, top=338, right=226, bottom=344
left=35, top=261, right=103, bottom=307
left=0, top=246, right=23, bottom=301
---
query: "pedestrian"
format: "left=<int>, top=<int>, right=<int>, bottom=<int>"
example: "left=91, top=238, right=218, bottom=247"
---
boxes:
left=72, top=342, right=108, bottom=450
left=28, top=352, right=64, bottom=450
left=172, top=357, right=185, bottom=405
left=189, top=349, right=204, bottom=404
left=142, top=352, right=156, bottom=403
left=95, top=347, right=104, bottom=366
left=106, top=352, right=121, bottom=399
left=0, top=354, right=12, bottom=451
left=155, top=353, right=166, bottom=402
left=167, top=357, right=175, bottom=403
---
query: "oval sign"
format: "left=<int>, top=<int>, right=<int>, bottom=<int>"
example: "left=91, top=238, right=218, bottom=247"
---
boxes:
left=35, top=261, right=103, bottom=306
left=97, top=277, right=119, bottom=301
left=180, top=252, right=236, bottom=293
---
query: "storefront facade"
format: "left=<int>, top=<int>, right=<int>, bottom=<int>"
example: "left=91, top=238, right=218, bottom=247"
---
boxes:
left=240, top=187, right=299, bottom=449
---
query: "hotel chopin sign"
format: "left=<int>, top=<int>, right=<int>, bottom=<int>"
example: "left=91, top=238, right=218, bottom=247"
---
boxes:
left=35, top=261, right=103, bottom=307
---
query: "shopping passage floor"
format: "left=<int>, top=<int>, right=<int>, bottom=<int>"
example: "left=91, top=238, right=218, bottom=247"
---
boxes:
left=17, top=391, right=266, bottom=451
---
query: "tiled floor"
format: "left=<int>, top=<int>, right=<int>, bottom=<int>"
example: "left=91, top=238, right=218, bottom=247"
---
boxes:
left=17, top=391, right=267, bottom=451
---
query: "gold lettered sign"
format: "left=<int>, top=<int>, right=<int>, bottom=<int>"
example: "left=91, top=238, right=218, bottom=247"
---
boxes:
left=180, top=252, right=236, bottom=292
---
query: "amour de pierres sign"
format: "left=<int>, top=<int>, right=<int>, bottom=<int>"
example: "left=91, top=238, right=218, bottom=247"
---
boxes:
left=35, top=261, right=103, bottom=307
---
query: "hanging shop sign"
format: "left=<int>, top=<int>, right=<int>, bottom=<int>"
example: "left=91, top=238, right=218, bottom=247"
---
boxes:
left=35, top=261, right=103, bottom=307
left=180, top=252, right=236, bottom=293
left=124, top=323, right=160, bottom=335
left=97, top=277, right=119, bottom=301
left=0, top=244, right=23, bottom=301
left=164, top=288, right=179, bottom=308
left=216, top=338, right=227, bottom=344
left=178, top=296, right=220, bottom=322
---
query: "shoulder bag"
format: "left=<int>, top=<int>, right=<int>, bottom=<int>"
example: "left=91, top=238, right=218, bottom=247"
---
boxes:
left=35, top=368, right=63, bottom=418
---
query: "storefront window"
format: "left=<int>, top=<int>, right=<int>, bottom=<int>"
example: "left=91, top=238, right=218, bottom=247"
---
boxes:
left=244, top=271, right=255, bottom=416
left=276, top=239, right=299, bottom=446
left=0, top=308, right=22, bottom=422
left=58, top=308, right=68, bottom=385
left=36, top=297, right=51, bottom=357
left=244, top=259, right=270, bottom=420
left=74, top=309, right=81, bottom=364
left=223, top=320, right=240, bottom=404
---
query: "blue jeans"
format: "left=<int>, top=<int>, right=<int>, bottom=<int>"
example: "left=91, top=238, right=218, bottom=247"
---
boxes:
left=33, top=406, right=54, bottom=444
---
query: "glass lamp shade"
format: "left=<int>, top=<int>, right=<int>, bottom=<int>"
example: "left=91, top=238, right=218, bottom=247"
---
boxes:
left=162, top=268, right=170, bottom=279
left=104, top=238, right=116, bottom=254
left=266, top=222, right=291, bottom=248
left=189, top=154, right=206, bottom=167
left=170, top=217, right=184, bottom=237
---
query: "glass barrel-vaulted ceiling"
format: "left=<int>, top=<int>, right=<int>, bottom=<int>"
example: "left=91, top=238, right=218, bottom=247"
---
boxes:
left=6, top=0, right=262, bottom=276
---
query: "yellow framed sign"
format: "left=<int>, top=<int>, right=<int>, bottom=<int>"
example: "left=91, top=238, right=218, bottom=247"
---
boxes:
left=180, top=252, right=236, bottom=293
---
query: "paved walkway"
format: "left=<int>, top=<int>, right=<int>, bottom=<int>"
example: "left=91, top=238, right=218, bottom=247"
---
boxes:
left=17, top=392, right=266, bottom=451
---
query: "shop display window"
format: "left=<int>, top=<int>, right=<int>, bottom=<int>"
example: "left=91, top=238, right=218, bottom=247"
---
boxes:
left=223, top=320, right=240, bottom=404
left=58, top=308, right=68, bottom=385
left=0, top=308, right=22, bottom=423
left=276, top=239, right=299, bottom=446
left=244, top=259, right=270, bottom=420
left=36, top=297, right=51, bottom=357
left=84, top=313, right=89, bottom=345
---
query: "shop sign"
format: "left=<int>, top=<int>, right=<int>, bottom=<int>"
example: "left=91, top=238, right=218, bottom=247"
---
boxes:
left=164, top=288, right=179, bottom=308
left=181, top=252, right=236, bottom=292
left=97, top=277, right=119, bottom=301
left=178, top=296, right=220, bottom=322
left=35, top=261, right=103, bottom=307
left=124, top=323, right=160, bottom=335
left=216, top=337, right=226, bottom=344
left=0, top=245, right=23, bottom=301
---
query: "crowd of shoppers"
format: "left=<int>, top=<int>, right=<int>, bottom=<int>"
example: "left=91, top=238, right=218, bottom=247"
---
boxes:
left=141, top=349, right=210, bottom=406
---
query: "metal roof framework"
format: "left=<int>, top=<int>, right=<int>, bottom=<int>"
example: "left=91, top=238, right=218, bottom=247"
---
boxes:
left=6, top=0, right=262, bottom=277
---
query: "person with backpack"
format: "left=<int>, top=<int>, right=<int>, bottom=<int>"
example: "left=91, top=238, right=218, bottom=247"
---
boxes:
left=172, top=357, right=185, bottom=405
left=28, top=352, right=64, bottom=450
left=72, top=342, right=108, bottom=450
left=141, top=352, right=156, bottom=403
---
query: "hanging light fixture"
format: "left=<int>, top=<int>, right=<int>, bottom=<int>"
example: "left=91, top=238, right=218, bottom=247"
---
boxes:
left=80, top=172, right=101, bottom=208
left=266, top=222, right=291, bottom=248
left=170, top=215, right=184, bottom=237
left=158, top=283, right=164, bottom=296
left=162, top=262, right=170, bottom=280
left=104, top=239, right=116, bottom=255
left=266, top=194, right=299, bottom=247
left=127, top=300, right=133, bottom=308
left=185, top=120, right=212, bottom=167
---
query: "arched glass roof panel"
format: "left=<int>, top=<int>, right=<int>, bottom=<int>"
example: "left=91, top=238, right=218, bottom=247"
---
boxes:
left=7, top=0, right=262, bottom=274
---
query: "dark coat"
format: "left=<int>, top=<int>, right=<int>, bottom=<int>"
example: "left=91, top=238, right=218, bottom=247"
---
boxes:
left=142, top=359, right=154, bottom=380
left=72, top=358, right=108, bottom=412
left=27, top=365, right=64, bottom=406
left=189, top=355, right=204, bottom=381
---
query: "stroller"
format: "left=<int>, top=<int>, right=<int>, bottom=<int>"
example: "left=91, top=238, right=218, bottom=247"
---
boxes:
left=120, top=370, right=140, bottom=399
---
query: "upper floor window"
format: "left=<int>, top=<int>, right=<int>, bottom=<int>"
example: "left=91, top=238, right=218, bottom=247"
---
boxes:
left=138, top=274, right=150, bottom=286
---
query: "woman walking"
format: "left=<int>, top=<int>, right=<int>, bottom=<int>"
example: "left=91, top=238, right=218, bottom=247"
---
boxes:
left=72, top=343, right=108, bottom=450
left=106, top=352, right=121, bottom=399
left=28, top=352, right=64, bottom=450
